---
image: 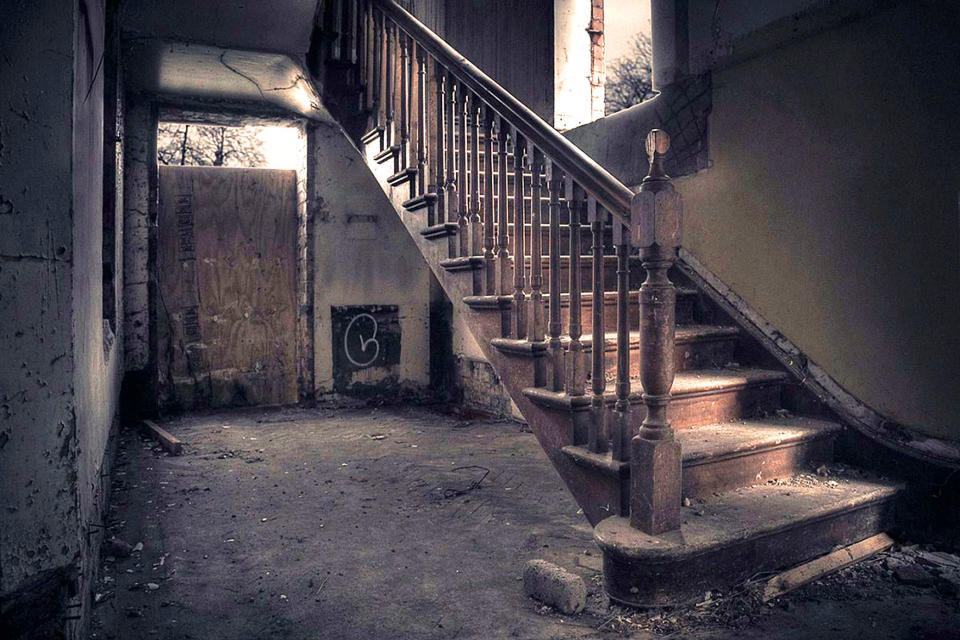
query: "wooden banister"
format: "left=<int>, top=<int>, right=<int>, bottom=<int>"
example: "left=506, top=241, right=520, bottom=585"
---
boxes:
left=372, top=0, right=633, bottom=224
left=348, top=2, right=684, bottom=536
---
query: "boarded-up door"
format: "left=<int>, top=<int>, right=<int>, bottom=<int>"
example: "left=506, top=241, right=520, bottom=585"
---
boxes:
left=158, top=166, right=298, bottom=409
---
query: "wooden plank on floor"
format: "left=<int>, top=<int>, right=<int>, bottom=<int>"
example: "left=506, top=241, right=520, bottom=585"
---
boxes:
left=141, top=419, right=183, bottom=456
left=763, top=532, right=894, bottom=602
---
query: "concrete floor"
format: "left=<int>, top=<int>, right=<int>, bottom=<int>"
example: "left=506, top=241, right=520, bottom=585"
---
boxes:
left=91, top=405, right=960, bottom=639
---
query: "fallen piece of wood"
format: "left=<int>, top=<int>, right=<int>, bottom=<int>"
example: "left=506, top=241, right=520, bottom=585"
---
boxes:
left=762, top=532, right=894, bottom=602
left=141, top=420, right=183, bottom=456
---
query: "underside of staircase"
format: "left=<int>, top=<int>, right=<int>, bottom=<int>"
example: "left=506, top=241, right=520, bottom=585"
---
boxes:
left=319, top=0, right=903, bottom=607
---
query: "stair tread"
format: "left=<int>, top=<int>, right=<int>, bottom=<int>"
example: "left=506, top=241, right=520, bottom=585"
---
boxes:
left=632, top=366, right=789, bottom=396
left=568, top=325, right=739, bottom=349
left=563, top=416, right=841, bottom=472
left=524, top=367, right=789, bottom=409
left=680, top=416, right=842, bottom=464
left=596, top=472, right=902, bottom=559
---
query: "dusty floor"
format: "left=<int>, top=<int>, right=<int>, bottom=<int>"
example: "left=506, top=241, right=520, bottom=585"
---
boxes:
left=91, top=405, right=960, bottom=639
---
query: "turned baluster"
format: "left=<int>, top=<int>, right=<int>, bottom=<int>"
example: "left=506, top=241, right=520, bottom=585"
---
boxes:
left=469, top=96, right=482, bottom=257
left=589, top=197, right=607, bottom=453
left=482, top=106, right=496, bottom=294
left=373, top=10, right=383, bottom=143
left=631, top=129, right=683, bottom=534
left=528, top=145, right=545, bottom=345
left=496, top=118, right=511, bottom=303
left=445, top=73, right=458, bottom=237
left=611, top=219, right=631, bottom=462
left=512, top=131, right=527, bottom=339
left=457, top=84, right=469, bottom=256
left=414, top=44, right=427, bottom=201
left=358, top=0, right=368, bottom=108
left=566, top=179, right=586, bottom=396
left=341, top=0, right=354, bottom=64
left=384, top=20, right=395, bottom=148
left=546, top=162, right=564, bottom=391
left=399, top=33, right=410, bottom=170
left=433, top=62, right=446, bottom=225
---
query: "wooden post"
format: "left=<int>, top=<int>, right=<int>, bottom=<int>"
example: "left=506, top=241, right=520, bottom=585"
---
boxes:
left=512, top=130, right=527, bottom=339
left=457, top=83, right=469, bottom=256
left=446, top=72, right=458, bottom=241
left=415, top=44, right=427, bottom=200
left=399, top=32, right=410, bottom=170
left=611, top=220, right=631, bottom=462
left=588, top=197, right=607, bottom=453
left=373, top=10, right=383, bottom=142
left=384, top=19, right=395, bottom=148
left=547, top=161, right=564, bottom=391
left=565, top=179, right=586, bottom=396
left=630, top=129, right=683, bottom=535
left=469, top=96, right=482, bottom=256
left=482, top=105, right=496, bottom=294
left=496, top=118, right=511, bottom=303
left=528, top=145, right=545, bottom=344
left=433, top=62, right=446, bottom=224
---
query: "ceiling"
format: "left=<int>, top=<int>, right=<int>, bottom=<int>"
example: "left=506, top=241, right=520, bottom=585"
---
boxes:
left=122, top=0, right=320, bottom=55
left=122, top=1, right=329, bottom=119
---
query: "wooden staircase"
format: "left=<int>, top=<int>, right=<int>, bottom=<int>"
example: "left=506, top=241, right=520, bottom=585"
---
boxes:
left=319, top=0, right=903, bottom=607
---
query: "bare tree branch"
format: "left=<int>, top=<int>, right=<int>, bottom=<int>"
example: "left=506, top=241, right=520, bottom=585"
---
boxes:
left=605, top=33, right=654, bottom=115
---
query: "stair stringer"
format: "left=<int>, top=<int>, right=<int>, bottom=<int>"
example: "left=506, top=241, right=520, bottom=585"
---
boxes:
left=361, top=146, right=624, bottom=525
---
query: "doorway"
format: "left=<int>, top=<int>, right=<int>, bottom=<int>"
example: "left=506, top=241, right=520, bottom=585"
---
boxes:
left=157, top=164, right=299, bottom=408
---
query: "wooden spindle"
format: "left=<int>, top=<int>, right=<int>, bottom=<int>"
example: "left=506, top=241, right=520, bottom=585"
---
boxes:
left=512, top=130, right=527, bottom=339
left=384, top=19, right=395, bottom=148
left=631, top=129, right=682, bottom=535
left=528, top=145, right=545, bottom=345
left=496, top=118, right=511, bottom=303
left=611, top=220, right=631, bottom=462
left=589, top=197, right=607, bottom=453
left=415, top=44, right=427, bottom=200
left=358, top=0, right=368, bottom=108
left=547, top=162, right=564, bottom=391
left=457, top=83, right=469, bottom=256
left=446, top=72, right=458, bottom=236
left=469, top=96, right=482, bottom=256
left=482, top=105, right=496, bottom=294
left=399, top=32, right=410, bottom=169
left=373, top=10, right=383, bottom=142
left=433, top=62, right=446, bottom=224
left=565, top=179, right=586, bottom=396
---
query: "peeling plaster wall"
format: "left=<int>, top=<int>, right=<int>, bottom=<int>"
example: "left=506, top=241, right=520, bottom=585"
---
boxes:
left=1, top=1, right=124, bottom=635
left=308, top=121, right=433, bottom=396
left=72, top=0, right=125, bottom=632
left=676, top=2, right=960, bottom=441
left=0, top=0, right=81, bottom=607
left=122, top=98, right=156, bottom=374
left=566, top=1, right=960, bottom=443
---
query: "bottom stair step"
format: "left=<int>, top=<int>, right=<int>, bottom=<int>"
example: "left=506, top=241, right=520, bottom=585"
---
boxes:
left=594, top=473, right=902, bottom=607
left=562, top=416, right=843, bottom=503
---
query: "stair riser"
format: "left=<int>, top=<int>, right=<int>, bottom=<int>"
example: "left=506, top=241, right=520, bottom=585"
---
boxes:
left=528, top=260, right=645, bottom=294
left=564, top=435, right=837, bottom=523
left=643, top=383, right=783, bottom=430
left=599, top=497, right=897, bottom=607
left=583, top=335, right=739, bottom=379
left=548, top=294, right=696, bottom=332
left=682, top=437, right=834, bottom=498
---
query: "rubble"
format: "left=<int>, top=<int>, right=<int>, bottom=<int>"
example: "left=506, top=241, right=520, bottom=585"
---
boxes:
left=523, top=559, right=587, bottom=614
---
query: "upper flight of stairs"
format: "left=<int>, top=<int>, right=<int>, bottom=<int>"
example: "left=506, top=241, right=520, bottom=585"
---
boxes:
left=320, top=0, right=903, bottom=608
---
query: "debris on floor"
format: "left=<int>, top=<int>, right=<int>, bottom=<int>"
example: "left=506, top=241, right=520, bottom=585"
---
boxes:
left=523, top=559, right=587, bottom=614
left=90, top=406, right=960, bottom=640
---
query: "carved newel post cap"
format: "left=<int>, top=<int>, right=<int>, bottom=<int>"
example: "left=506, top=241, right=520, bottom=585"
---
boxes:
left=632, top=129, right=682, bottom=249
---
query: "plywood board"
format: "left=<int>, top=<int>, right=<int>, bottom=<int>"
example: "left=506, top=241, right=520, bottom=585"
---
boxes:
left=158, top=166, right=298, bottom=408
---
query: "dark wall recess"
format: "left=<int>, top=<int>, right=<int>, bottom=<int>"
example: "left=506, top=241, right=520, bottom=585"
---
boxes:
left=331, top=305, right=401, bottom=392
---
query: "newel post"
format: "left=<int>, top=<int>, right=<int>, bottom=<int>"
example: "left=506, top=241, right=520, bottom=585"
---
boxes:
left=630, top=129, right=683, bottom=535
